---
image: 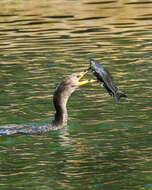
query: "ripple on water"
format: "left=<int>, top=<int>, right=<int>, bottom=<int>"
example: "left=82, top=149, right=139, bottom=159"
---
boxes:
left=0, top=0, right=152, bottom=190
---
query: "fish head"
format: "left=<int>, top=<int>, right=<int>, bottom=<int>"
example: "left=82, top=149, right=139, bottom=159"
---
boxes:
left=90, top=58, right=102, bottom=73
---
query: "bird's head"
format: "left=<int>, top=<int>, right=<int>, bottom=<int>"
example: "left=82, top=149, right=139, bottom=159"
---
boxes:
left=55, top=70, right=96, bottom=99
left=60, top=71, right=88, bottom=94
left=67, top=71, right=88, bottom=88
left=64, top=70, right=97, bottom=90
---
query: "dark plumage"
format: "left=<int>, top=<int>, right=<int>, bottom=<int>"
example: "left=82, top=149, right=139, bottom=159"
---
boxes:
left=90, top=58, right=127, bottom=102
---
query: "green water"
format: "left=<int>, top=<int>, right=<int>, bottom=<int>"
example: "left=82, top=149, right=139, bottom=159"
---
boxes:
left=0, top=0, right=152, bottom=189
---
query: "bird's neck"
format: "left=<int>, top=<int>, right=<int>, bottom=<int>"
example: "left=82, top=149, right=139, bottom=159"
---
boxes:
left=52, top=105, right=68, bottom=129
left=52, top=92, right=69, bottom=129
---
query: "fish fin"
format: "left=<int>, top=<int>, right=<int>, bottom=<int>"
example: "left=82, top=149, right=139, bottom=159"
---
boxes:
left=99, top=81, right=104, bottom=86
left=115, top=91, right=127, bottom=102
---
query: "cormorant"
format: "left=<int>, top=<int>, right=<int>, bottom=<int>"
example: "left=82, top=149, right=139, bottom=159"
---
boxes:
left=0, top=71, right=94, bottom=135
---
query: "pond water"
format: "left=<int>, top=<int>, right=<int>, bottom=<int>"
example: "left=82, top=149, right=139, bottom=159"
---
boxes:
left=0, top=0, right=152, bottom=189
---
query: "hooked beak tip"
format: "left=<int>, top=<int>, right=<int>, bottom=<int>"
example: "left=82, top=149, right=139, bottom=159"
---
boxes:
left=77, top=70, right=88, bottom=80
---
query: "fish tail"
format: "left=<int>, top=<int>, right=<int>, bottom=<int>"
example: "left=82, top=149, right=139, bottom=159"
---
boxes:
left=115, top=91, right=127, bottom=102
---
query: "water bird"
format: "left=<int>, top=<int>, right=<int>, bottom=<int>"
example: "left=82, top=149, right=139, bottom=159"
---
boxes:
left=0, top=71, right=94, bottom=135
left=89, top=58, right=127, bottom=102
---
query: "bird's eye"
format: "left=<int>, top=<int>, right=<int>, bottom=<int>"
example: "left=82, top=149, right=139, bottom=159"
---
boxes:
left=77, top=75, right=81, bottom=78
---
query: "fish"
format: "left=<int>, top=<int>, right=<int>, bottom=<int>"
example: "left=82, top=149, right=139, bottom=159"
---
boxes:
left=89, top=58, right=127, bottom=102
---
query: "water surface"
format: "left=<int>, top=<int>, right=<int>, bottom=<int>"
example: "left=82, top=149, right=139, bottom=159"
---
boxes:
left=0, top=0, right=152, bottom=190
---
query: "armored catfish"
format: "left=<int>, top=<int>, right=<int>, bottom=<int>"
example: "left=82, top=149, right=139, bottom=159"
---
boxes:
left=90, top=58, right=127, bottom=102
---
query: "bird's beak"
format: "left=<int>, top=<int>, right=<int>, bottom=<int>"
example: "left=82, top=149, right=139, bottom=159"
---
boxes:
left=77, top=70, right=97, bottom=87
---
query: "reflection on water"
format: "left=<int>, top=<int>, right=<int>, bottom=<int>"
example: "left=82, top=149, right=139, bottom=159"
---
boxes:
left=0, top=0, right=152, bottom=190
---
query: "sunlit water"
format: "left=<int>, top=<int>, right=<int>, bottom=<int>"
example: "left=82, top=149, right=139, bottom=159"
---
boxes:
left=0, top=0, right=152, bottom=190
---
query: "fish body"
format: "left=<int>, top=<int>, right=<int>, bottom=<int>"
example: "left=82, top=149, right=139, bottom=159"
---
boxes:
left=90, top=59, right=127, bottom=102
